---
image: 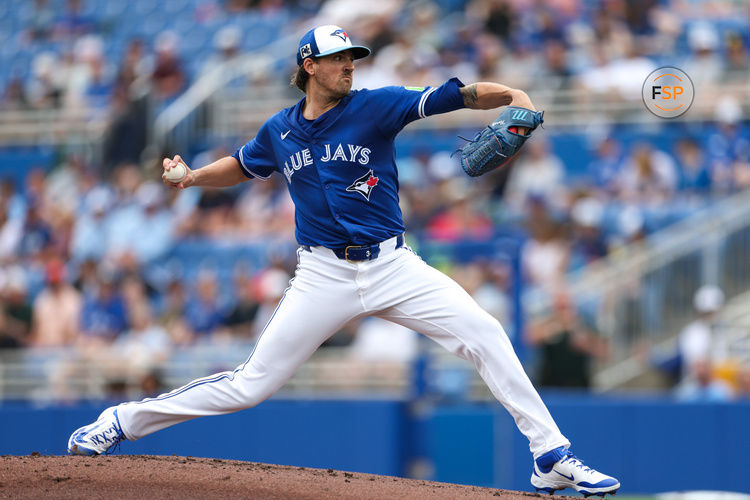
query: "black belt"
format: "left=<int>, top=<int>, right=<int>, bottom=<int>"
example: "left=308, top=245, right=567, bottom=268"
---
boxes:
left=302, top=234, right=404, bottom=262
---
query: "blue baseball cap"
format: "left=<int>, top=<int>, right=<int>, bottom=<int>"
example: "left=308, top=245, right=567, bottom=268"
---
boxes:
left=297, top=25, right=371, bottom=66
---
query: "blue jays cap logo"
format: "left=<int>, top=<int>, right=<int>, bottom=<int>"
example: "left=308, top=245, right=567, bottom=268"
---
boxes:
left=347, top=169, right=379, bottom=201
left=331, top=29, right=348, bottom=42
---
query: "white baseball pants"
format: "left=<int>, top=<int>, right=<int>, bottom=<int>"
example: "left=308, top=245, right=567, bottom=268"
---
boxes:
left=117, top=236, right=570, bottom=457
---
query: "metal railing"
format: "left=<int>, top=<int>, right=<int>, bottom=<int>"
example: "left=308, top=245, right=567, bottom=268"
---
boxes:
left=207, top=77, right=750, bottom=140
left=0, top=338, right=505, bottom=402
left=0, top=345, right=413, bottom=401
left=0, top=106, right=109, bottom=146
left=1, top=62, right=747, bottom=148
left=150, top=29, right=307, bottom=153
left=532, top=190, right=750, bottom=390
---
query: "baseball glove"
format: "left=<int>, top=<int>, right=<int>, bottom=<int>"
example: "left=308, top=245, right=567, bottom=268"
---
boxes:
left=458, top=106, right=544, bottom=177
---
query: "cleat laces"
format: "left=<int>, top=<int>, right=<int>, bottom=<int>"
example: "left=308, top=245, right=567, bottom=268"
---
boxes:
left=91, top=421, right=124, bottom=454
left=560, top=451, right=593, bottom=473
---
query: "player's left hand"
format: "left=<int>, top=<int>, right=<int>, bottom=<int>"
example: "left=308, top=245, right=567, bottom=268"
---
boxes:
left=458, top=106, right=544, bottom=177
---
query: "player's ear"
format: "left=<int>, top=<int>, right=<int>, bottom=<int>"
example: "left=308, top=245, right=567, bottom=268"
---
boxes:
left=303, top=57, right=316, bottom=76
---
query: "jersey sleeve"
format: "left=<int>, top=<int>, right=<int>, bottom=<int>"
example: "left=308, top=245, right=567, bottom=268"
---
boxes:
left=369, top=77, right=466, bottom=135
left=232, top=121, right=277, bottom=180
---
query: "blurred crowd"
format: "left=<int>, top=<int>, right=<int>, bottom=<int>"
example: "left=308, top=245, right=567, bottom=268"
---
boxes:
left=0, top=0, right=749, bottom=400
left=670, top=285, right=750, bottom=402
left=2, top=0, right=749, bottom=113
left=1, top=114, right=748, bottom=399
left=0, top=156, right=297, bottom=398
left=342, top=0, right=749, bottom=100
left=0, top=152, right=519, bottom=399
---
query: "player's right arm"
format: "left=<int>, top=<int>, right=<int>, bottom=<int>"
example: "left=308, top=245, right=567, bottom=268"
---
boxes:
left=162, top=154, right=247, bottom=189
left=163, top=117, right=279, bottom=189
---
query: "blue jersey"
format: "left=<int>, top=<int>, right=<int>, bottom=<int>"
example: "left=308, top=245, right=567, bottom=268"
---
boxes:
left=233, top=77, right=466, bottom=247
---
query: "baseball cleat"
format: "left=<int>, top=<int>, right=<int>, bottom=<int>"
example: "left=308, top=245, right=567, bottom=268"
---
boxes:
left=530, top=446, right=620, bottom=497
left=68, top=407, right=126, bottom=456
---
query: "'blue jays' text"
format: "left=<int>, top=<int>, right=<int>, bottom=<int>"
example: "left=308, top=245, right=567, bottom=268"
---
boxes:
left=284, top=143, right=371, bottom=182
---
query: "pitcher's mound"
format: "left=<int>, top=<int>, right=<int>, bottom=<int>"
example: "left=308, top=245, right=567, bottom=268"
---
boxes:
left=1, top=454, right=573, bottom=499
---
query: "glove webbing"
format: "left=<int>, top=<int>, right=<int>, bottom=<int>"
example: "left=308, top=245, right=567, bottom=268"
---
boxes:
left=454, top=126, right=512, bottom=177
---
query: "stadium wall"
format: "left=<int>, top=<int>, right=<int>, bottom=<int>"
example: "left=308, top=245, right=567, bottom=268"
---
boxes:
left=2, top=397, right=749, bottom=495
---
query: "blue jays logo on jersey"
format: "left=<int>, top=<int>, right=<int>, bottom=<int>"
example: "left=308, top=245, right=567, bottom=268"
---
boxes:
left=346, top=169, right=379, bottom=201
left=331, top=29, right=348, bottom=42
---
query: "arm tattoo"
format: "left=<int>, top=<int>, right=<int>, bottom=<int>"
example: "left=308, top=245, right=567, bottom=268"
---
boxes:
left=461, top=84, right=479, bottom=108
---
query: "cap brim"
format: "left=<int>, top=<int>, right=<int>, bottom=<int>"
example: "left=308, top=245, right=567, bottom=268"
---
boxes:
left=315, top=45, right=371, bottom=60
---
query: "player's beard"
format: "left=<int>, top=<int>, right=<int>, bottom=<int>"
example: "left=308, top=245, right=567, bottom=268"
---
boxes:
left=332, top=73, right=352, bottom=98
left=314, top=72, right=352, bottom=100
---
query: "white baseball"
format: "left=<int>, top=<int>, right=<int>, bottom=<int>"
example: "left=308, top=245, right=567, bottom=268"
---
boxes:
left=164, top=161, right=187, bottom=183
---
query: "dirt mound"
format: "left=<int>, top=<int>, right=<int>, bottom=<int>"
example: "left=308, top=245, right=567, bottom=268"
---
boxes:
left=0, top=454, right=570, bottom=499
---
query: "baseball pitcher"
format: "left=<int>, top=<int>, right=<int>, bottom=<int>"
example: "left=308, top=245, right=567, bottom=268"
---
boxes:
left=68, top=25, right=619, bottom=497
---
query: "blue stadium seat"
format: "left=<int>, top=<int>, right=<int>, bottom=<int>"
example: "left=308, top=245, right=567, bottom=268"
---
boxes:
left=102, top=1, right=129, bottom=17
left=133, top=0, right=158, bottom=17
left=0, top=148, right=56, bottom=187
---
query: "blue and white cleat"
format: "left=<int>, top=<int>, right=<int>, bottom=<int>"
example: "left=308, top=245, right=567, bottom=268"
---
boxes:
left=67, top=407, right=126, bottom=456
left=530, top=447, right=620, bottom=497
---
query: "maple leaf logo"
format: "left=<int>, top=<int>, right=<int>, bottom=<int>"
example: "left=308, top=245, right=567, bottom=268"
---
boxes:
left=346, top=169, right=380, bottom=201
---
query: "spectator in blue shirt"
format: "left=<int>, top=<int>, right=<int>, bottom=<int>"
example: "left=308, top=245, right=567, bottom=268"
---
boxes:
left=674, top=138, right=711, bottom=195
left=80, top=271, right=128, bottom=342
left=184, top=272, right=224, bottom=339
